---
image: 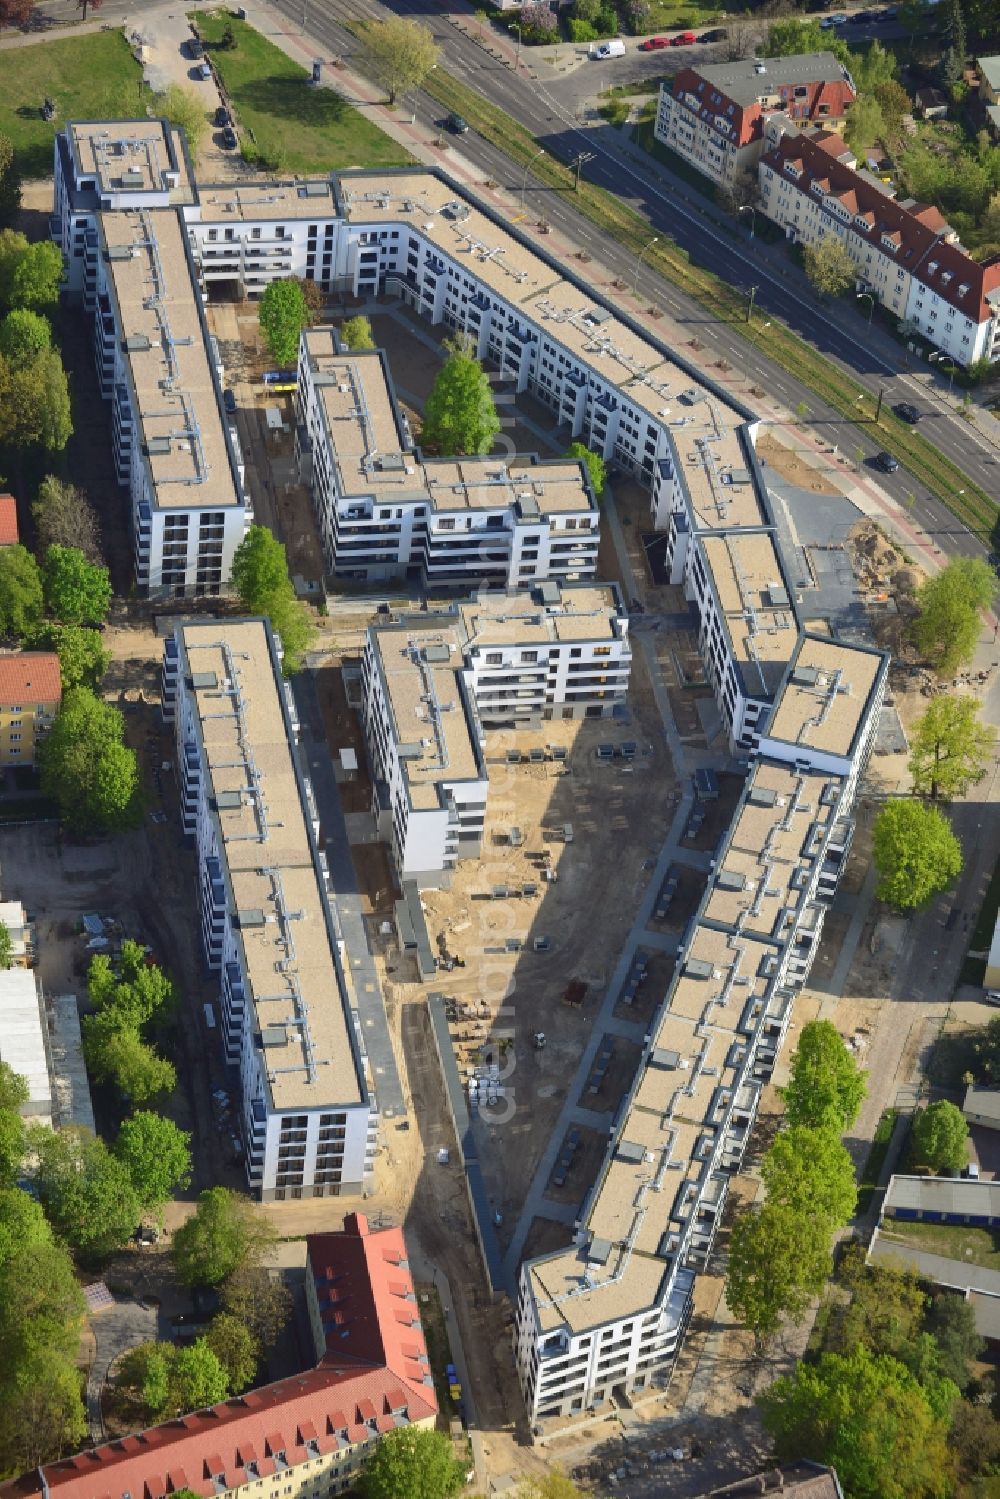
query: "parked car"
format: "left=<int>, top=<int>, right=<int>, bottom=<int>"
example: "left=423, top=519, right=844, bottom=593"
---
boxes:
left=445, top=112, right=469, bottom=133
left=221, top=126, right=238, bottom=149
left=894, top=401, right=922, bottom=423
left=820, top=11, right=848, bottom=24
left=639, top=35, right=670, bottom=48
left=593, top=38, right=626, bottom=56
left=669, top=29, right=696, bottom=44
left=187, top=36, right=204, bottom=57
left=223, top=388, right=237, bottom=413
left=197, top=60, right=212, bottom=79
left=697, top=27, right=727, bottom=40
left=873, top=450, right=899, bottom=472
left=215, top=105, right=231, bottom=127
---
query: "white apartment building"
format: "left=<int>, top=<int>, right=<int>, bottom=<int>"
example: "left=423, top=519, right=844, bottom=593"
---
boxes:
left=294, top=328, right=600, bottom=587
left=360, top=622, right=489, bottom=888
left=759, top=123, right=1000, bottom=366
left=515, top=636, right=887, bottom=1420
left=161, top=618, right=377, bottom=1201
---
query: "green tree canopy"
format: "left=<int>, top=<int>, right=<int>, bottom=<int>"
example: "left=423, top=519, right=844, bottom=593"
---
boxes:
left=757, top=1346, right=957, bottom=1499
left=172, top=1188, right=274, bottom=1287
left=33, top=476, right=103, bottom=565
left=909, top=694, right=995, bottom=800
left=803, top=234, right=856, bottom=298
left=360, top=1425, right=466, bottom=1499
left=421, top=338, right=500, bottom=456
left=837, top=1242, right=926, bottom=1359
left=221, top=1263, right=292, bottom=1353
left=854, top=37, right=900, bottom=91
left=926, top=1292, right=983, bottom=1390
left=0, top=542, right=43, bottom=638
left=360, top=17, right=441, bottom=104
left=873, top=798, right=963, bottom=909
left=39, top=687, right=141, bottom=835
left=33, top=1128, right=142, bottom=1260
left=0, top=308, right=50, bottom=365
left=565, top=441, right=606, bottom=499
left=912, top=557, right=997, bottom=676
left=845, top=96, right=887, bottom=155
left=764, top=17, right=849, bottom=61
left=231, top=525, right=315, bottom=674
left=0, top=228, right=27, bottom=306
left=340, top=314, right=375, bottom=350
left=9, top=242, right=63, bottom=312
left=155, top=84, right=208, bottom=156
left=0, top=132, right=20, bottom=228
left=117, top=1340, right=171, bottom=1418
left=0, top=346, right=72, bottom=451
left=206, top=1312, right=258, bottom=1393
left=760, top=1126, right=858, bottom=1227
left=0, top=1061, right=28, bottom=1187
left=257, top=279, right=309, bottom=366
left=912, top=1099, right=969, bottom=1172
left=116, top=1338, right=230, bottom=1421
left=781, top=1019, right=867, bottom=1133
left=115, top=1112, right=192, bottom=1211
left=0, top=1346, right=88, bottom=1475
left=97, top=1027, right=176, bottom=1103
left=725, top=1201, right=832, bottom=1351
left=42, top=544, right=111, bottom=626
left=27, top=623, right=110, bottom=691
left=169, top=1338, right=230, bottom=1414
left=0, top=921, right=12, bottom=971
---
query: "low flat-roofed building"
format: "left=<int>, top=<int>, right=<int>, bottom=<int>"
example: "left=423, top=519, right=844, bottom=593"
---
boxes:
left=985, top=912, right=1000, bottom=987
left=882, top=1173, right=999, bottom=1222
left=162, top=618, right=376, bottom=1201
left=0, top=968, right=51, bottom=1122
left=0, top=652, right=61, bottom=767
left=964, top=1085, right=1000, bottom=1130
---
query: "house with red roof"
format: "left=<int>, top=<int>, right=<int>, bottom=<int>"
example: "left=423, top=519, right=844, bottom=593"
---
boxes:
left=0, top=495, right=18, bottom=547
left=0, top=653, right=61, bottom=767
left=654, top=52, right=856, bottom=188
left=0, top=1216, right=438, bottom=1499
left=759, top=122, right=1000, bottom=366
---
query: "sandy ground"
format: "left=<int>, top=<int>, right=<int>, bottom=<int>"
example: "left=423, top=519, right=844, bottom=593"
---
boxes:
left=757, top=432, right=841, bottom=496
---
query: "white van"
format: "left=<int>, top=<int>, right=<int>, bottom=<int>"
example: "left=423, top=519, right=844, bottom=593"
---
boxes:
left=592, top=38, right=625, bottom=57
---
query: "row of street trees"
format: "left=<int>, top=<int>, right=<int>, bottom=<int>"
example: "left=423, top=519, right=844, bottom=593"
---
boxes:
left=82, top=942, right=177, bottom=1106
left=726, top=1021, right=865, bottom=1350
left=0, top=232, right=71, bottom=454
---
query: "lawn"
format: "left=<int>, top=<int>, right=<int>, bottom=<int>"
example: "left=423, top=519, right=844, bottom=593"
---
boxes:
left=879, top=1219, right=1000, bottom=1274
left=640, top=0, right=728, bottom=27
left=0, top=31, right=143, bottom=180
left=190, top=13, right=412, bottom=173
left=857, top=1107, right=900, bottom=1214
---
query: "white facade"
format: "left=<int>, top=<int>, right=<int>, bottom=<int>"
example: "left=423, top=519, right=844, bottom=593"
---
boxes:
left=161, top=619, right=377, bottom=1201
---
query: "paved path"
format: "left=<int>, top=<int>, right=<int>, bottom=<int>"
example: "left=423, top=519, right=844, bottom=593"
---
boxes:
left=86, top=1296, right=158, bottom=1443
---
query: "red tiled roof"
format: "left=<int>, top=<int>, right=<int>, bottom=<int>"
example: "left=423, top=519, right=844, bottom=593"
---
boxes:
left=0, top=495, right=17, bottom=546
left=0, top=652, right=61, bottom=707
left=0, top=1224, right=437, bottom=1499
left=763, top=130, right=1000, bottom=321
left=671, top=65, right=855, bottom=149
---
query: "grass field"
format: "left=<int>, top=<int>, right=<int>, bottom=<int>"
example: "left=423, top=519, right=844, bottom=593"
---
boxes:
left=0, top=31, right=143, bottom=180
left=879, top=1219, right=1000, bottom=1273
left=191, top=13, right=412, bottom=173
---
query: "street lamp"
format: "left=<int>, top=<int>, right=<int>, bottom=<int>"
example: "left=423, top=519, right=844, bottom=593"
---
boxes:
left=930, top=350, right=957, bottom=398
left=746, top=283, right=759, bottom=324
left=521, top=146, right=546, bottom=209
left=737, top=204, right=756, bottom=241
left=570, top=150, right=595, bottom=191
left=511, top=21, right=523, bottom=71
left=633, top=234, right=659, bottom=298
left=856, top=290, right=875, bottom=325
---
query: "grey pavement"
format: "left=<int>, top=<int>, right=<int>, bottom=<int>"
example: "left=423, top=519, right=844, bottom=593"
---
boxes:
left=86, top=1295, right=157, bottom=1442
left=817, top=862, right=879, bottom=1013
left=292, top=668, right=404, bottom=1120
left=868, top=1232, right=1000, bottom=1295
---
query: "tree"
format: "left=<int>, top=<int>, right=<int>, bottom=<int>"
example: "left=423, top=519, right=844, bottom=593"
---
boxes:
left=42, top=544, right=111, bottom=625
left=116, top=1341, right=171, bottom=1418
left=912, top=556, right=997, bottom=676
left=0, top=348, right=73, bottom=451
left=98, top=1028, right=176, bottom=1103
left=765, top=17, right=829, bottom=55
left=77, top=0, right=103, bottom=18
left=206, top=1313, right=258, bottom=1392
left=258, top=279, right=309, bottom=366
left=360, top=1426, right=465, bottom=1499
left=836, top=1243, right=927, bottom=1359
left=421, top=338, right=500, bottom=456
left=33, top=476, right=103, bottom=565
left=221, top=1264, right=292, bottom=1352
left=0, top=1348, right=88, bottom=1474
left=115, top=1112, right=192, bottom=1210
left=168, top=1339, right=230, bottom=1414
left=873, top=798, right=963, bottom=909
left=565, top=441, right=606, bottom=499
left=0, top=921, right=12, bottom=971
left=845, top=96, right=887, bottom=155
left=912, top=1099, right=969, bottom=1172
left=781, top=1019, right=867, bottom=1133
left=803, top=234, right=856, bottom=298
left=909, top=695, right=994, bottom=801
left=0, top=0, right=34, bottom=32
left=0, top=1062, right=28, bottom=1187
left=39, top=687, right=141, bottom=834
left=0, top=228, right=27, bottom=304
left=295, top=276, right=322, bottom=316
left=0, top=543, right=43, bottom=638
left=757, top=1347, right=956, bottom=1499
left=854, top=37, right=900, bottom=91
left=725, top=1202, right=832, bottom=1351
left=873, top=80, right=913, bottom=141
left=0, top=309, right=51, bottom=365
left=27, top=623, right=110, bottom=691
left=155, top=84, right=207, bottom=158
left=951, top=1399, right=1000, bottom=1480
left=926, top=1292, right=983, bottom=1390
left=231, top=525, right=315, bottom=674
left=760, top=1126, right=858, bottom=1227
left=0, top=133, right=21, bottom=228
left=340, top=314, right=375, bottom=350
left=716, top=166, right=758, bottom=219
left=944, top=0, right=966, bottom=59
left=172, top=1188, right=274, bottom=1287
left=9, top=242, right=63, bottom=313
left=361, top=17, right=441, bottom=106
left=33, top=1128, right=142, bottom=1260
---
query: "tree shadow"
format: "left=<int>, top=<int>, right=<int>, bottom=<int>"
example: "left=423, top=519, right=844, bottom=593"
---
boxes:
left=235, top=74, right=350, bottom=130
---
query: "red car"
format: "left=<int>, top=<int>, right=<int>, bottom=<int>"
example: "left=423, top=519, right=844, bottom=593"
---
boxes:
left=639, top=35, right=670, bottom=48
left=670, top=29, right=696, bottom=43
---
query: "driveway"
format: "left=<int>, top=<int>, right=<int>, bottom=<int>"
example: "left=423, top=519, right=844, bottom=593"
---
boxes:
left=130, top=11, right=239, bottom=179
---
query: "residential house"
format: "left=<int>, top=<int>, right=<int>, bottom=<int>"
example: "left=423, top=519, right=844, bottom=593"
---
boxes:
left=0, top=653, right=61, bottom=767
